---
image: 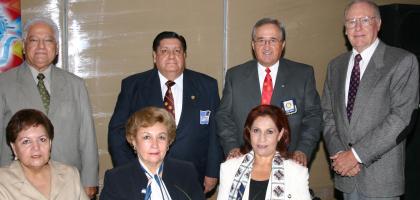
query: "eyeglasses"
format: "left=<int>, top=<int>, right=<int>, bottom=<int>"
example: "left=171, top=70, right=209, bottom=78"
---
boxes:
left=157, top=48, right=184, bottom=56
left=345, top=16, right=377, bottom=29
left=253, top=38, right=281, bottom=46
left=26, top=37, right=57, bottom=47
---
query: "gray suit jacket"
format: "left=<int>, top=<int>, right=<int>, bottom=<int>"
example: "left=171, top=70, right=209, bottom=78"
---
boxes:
left=0, top=63, right=98, bottom=187
left=322, top=41, right=419, bottom=197
left=0, top=160, right=89, bottom=200
left=216, top=59, right=322, bottom=159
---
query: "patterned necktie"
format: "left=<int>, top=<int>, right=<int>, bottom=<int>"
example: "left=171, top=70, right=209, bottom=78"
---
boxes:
left=37, top=73, right=50, bottom=113
left=347, top=54, right=362, bottom=121
left=164, top=80, right=175, bottom=117
left=261, top=67, right=273, bottom=105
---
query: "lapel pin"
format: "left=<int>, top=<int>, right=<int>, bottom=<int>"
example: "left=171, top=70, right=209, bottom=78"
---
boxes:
left=191, top=95, right=196, bottom=100
left=281, top=84, right=285, bottom=88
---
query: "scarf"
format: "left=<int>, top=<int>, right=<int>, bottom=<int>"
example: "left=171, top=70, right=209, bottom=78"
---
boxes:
left=228, top=151, right=285, bottom=200
left=139, top=159, right=172, bottom=200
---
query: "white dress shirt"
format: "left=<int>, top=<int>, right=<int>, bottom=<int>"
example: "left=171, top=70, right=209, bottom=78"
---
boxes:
left=257, top=60, right=279, bottom=93
left=28, top=64, right=52, bottom=93
left=158, top=72, right=183, bottom=125
left=345, top=38, right=380, bottom=163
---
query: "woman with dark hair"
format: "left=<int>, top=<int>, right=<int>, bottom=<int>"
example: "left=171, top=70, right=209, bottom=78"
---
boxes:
left=0, top=109, right=88, bottom=199
left=217, top=105, right=310, bottom=199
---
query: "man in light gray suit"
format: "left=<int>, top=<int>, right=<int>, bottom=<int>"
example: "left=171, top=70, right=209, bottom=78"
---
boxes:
left=0, top=17, right=98, bottom=198
left=322, top=1, right=419, bottom=199
left=216, top=18, right=322, bottom=166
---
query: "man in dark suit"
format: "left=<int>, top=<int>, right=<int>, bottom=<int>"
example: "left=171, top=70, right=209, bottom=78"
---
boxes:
left=108, top=31, right=222, bottom=193
left=322, top=0, right=419, bottom=199
left=216, top=17, right=322, bottom=166
left=0, top=17, right=98, bottom=198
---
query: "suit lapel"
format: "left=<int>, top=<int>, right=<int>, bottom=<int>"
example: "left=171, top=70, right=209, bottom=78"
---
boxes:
left=49, top=67, right=67, bottom=116
left=143, top=68, right=164, bottom=108
left=336, top=53, right=352, bottom=129
left=9, top=161, right=48, bottom=200
left=17, top=64, right=45, bottom=112
left=50, top=162, right=66, bottom=199
left=271, top=59, right=288, bottom=107
left=349, top=43, right=384, bottom=130
left=241, top=61, right=261, bottom=106
left=177, top=69, right=198, bottom=133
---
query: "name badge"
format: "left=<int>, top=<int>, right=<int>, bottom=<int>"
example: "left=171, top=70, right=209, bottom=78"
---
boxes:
left=282, top=99, right=297, bottom=115
left=200, top=110, right=211, bottom=125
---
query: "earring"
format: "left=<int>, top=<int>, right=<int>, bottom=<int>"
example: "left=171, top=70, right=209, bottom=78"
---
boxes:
left=132, top=145, right=137, bottom=154
left=14, top=156, right=18, bottom=161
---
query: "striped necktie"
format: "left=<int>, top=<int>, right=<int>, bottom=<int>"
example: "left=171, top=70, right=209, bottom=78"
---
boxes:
left=37, top=73, right=50, bottom=113
left=164, top=80, right=175, bottom=117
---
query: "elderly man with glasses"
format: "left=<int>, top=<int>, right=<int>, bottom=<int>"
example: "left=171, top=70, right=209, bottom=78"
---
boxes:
left=322, top=0, right=419, bottom=199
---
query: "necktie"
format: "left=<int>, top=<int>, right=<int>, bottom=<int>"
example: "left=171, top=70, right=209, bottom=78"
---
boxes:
left=347, top=54, right=362, bottom=121
left=164, top=80, right=175, bottom=117
left=37, top=73, right=50, bottom=113
left=261, top=67, right=273, bottom=105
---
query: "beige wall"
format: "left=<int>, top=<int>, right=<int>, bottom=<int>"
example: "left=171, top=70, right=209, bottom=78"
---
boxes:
left=20, top=0, right=420, bottom=199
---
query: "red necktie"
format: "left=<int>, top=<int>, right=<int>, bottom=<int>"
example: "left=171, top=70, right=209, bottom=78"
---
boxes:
left=261, top=67, right=273, bottom=105
left=164, top=80, right=176, bottom=117
left=347, top=54, right=362, bottom=121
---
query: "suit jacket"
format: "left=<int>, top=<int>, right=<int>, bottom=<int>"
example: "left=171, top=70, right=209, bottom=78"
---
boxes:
left=216, top=59, right=322, bottom=158
left=0, top=63, right=99, bottom=187
left=0, top=160, right=89, bottom=200
left=100, top=157, right=205, bottom=200
left=108, top=68, right=222, bottom=182
left=322, top=41, right=419, bottom=197
left=217, top=155, right=311, bottom=200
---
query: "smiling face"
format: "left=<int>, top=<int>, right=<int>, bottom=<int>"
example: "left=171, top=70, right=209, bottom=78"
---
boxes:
left=252, top=23, right=285, bottom=67
left=131, top=122, right=170, bottom=173
left=249, top=116, right=284, bottom=158
left=153, top=38, right=186, bottom=81
left=11, top=125, right=51, bottom=170
left=345, top=2, right=381, bottom=53
left=24, top=22, right=58, bottom=72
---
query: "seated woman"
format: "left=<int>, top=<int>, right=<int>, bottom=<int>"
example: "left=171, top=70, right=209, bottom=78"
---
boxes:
left=0, top=109, right=88, bottom=200
left=217, top=105, right=311, bottom=200
left=100, top=107, right=204, bottom=200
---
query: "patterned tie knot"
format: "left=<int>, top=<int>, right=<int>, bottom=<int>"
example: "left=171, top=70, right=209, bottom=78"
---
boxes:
left=37, top=73, right=46, bottom=81
left=265, top=67, right=271, bottom=74
left=166, top=80, right=175, bottom=88
left=355, top=54, right=362, bottom=64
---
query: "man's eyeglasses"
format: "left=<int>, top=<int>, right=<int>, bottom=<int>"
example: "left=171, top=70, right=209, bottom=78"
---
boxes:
left=345, top=16, right=377, bottom=29
left=253, top=38, right=281, bottom=46
left=157, top=48, right=184, bottom=56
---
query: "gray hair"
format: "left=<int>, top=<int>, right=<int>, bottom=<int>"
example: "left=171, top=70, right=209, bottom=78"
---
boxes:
left=344, top=0, right=381, bottom=19
left=251, top=18, right=286, bottom=41
left=23, top=17, right=59, bottom=42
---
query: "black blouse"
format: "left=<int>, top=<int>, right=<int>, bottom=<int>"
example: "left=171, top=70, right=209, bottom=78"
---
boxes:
left=249, top=179, right=269, bottom=200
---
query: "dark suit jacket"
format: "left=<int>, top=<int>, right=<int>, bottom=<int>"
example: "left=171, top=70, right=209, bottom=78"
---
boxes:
left=216, top=59, right=322, bottom=159
left=108, top=68, right=222, bottom=182
left=322, top=41, right=419, bottom=196
left=100, top=158, right=205, bottom=200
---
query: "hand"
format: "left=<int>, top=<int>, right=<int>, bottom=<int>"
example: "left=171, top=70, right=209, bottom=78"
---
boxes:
left=344, top=163, right=361, bottom=177
left=203, top=176, right=218, bottom=193
left=291, top=151, right=308, bottom=166
left=84, top=186, right=98, bottom=199
left=227, top=148, right=242, bottom=160
left=330, top=150, right=359, bottom=176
